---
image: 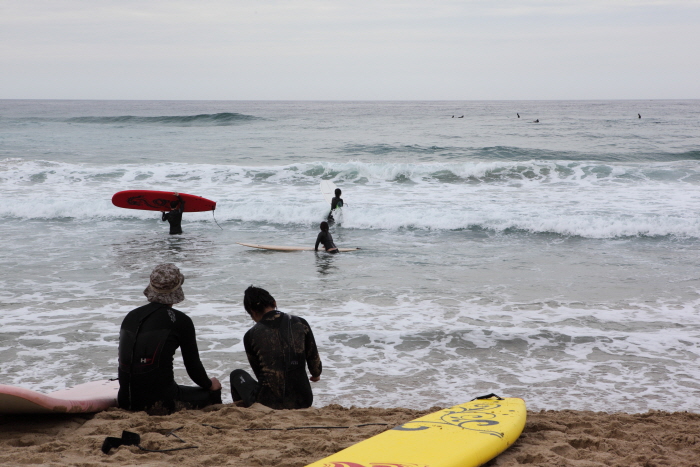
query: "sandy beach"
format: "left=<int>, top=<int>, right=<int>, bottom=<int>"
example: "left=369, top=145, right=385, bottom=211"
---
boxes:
left=1, top=404, right=699, bottom=466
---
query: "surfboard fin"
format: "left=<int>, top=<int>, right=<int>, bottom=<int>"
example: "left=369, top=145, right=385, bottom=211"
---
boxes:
left=471, top=393, right=504, bottom=401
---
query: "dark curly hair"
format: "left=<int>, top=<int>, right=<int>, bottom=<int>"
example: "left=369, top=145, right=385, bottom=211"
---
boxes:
left=243, top=286, right=276, bottom=315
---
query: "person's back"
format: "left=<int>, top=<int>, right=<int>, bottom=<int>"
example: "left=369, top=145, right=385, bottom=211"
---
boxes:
left=327, top=188, right=343, bottom=221
left=118, top=263, right=221, bottom=411
left=233, top=286, right=322, bottom=410
left=244, top=311, right=321, bottom=409
left=331, top=196, right=343, bottom=211
left=162, top=195, right=185, bottom=235
left=315, top=221, right=338, bottom=253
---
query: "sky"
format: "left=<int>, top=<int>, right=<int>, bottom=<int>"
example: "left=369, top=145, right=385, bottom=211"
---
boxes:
left=1, top=0, right=699, bottom=100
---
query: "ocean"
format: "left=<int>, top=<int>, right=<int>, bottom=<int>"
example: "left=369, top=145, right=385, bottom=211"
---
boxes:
left=1, top=99, right=699, bottom=412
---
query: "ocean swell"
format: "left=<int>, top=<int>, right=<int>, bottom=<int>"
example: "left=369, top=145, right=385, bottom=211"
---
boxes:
left=64, top=112, right=259, bottom=126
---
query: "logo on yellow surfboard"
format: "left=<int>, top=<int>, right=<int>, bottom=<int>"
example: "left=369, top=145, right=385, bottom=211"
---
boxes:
left=392, top=402, right=505, bottom=438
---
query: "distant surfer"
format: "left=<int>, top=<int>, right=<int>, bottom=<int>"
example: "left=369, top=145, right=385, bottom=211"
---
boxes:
left=458, top=115, right=464, bottom=118
left=162, top=193, right=184, bottom=235
left=230, top=286, right=322, bottom=409
left=534, top=119, right=539, bottom=123
left=327, top=188, right=344, bottom=222
left=638, top=113, right=641, bottom=119
left=315, top=221, right=338, bottom=253
left=517, top=113, right=520, bottom=118
left=117, top=263, right=222, bottom=412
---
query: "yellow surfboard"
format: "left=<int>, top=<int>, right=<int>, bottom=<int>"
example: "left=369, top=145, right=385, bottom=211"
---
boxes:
left=306, top=396, right=526, bottom=467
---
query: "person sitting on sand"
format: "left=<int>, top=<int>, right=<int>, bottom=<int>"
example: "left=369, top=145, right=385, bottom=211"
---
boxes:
left=315, top=221, right=338, bottom=253
left=230, top=286, right=322, bottom=409
left=117, top=263, right=222, bottom=412
left=327, top=188, right=344, bottom=222
left=162, top=193, right=185, bottom=235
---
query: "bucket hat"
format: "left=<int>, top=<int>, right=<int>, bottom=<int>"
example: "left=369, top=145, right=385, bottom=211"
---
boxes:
left=143, top=263, right=185, bottom=304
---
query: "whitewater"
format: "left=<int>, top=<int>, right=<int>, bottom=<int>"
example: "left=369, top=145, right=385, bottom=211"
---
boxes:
left=1, top=99, right=699, bottom=412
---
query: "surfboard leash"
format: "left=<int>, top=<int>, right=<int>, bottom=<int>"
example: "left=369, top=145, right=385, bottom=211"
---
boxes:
left=101, top=430, right=198, bottom=454
left=211, top=208, right=223, bottom=230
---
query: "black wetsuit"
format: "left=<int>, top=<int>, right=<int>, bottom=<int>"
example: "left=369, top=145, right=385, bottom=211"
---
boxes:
left=243, top=311, right=322, bottom=410
left=117, top=302, right=220, bottom=411
left=162, top=198, right=185, bottom=235
left=315, top=230, right=337, bottom=251
left=327, top=196, right=343, bottom=221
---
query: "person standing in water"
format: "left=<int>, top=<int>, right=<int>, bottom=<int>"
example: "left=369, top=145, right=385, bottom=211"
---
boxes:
left=162, top=193, right=185, bottom=235
left=327, top=188, right=344, bottom=222
left=232, top=286, right=322, bottom=409
left=315, top=221, right=338, bottom=253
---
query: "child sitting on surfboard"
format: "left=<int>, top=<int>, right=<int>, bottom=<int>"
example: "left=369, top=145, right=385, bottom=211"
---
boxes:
left=327, top=188, right=344, bottom=222
left=161, top=193, right=184, bottom=235
left=314, top=221, right=338, bottom=253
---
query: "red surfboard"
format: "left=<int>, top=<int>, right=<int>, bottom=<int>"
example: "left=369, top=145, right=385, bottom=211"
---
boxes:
left=112, top=190, right=216, bottom=212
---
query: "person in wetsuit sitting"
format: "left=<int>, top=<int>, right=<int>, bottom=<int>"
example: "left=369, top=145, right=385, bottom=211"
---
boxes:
left=117, top=263, right=222, bottom=412
left=327, top=188, right=344, bottom=222
left=162, top=193, right=185, bottom=235
left=231, top=286, right=322, bottom=409
left=314, top=221, right=338, bottom=253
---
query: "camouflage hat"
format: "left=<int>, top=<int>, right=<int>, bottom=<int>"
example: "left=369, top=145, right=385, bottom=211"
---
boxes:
left=143, top=263, right=185, bottom=304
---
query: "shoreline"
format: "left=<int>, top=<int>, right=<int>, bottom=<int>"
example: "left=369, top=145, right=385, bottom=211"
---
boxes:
left=2, top=404, right=699, bottom=466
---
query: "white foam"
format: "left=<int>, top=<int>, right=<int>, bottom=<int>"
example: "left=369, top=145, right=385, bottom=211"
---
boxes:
left=1, top=158, right=699, bottom=238
left=2, top=295, right=699, bottom=412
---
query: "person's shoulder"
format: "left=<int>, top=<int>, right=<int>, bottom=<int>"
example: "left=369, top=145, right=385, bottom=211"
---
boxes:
left=290, top=314, right=311, bottom=327
left=128, top=302, right=152, bottom=313
left=168, top=307, right=194, bottom=325
left=244, top=323, right=262, bottom=340
left=124, top=302, right=158, bottom=317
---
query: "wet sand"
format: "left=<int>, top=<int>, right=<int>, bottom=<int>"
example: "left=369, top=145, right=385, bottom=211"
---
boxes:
left=1, top=404, right=699, bottom=466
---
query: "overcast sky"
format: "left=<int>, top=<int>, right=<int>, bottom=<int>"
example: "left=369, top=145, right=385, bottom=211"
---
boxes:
left=1, top=0, right=699, bottom=100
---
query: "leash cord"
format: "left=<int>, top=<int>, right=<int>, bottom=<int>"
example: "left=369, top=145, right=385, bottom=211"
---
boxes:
left=212, top=209, right=223, bottom=230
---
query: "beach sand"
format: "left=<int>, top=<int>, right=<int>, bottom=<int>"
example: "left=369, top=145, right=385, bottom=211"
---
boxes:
left=1, top=404, right=699, bottom=466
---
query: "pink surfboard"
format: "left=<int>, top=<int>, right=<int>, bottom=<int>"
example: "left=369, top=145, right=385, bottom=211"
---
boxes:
left=0, top=380, right=119, bottom=414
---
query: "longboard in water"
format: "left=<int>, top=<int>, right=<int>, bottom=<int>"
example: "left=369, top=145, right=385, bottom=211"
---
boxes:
left=305, top=397, right=526, bottom=467
left=112, top=190, right=216, bottom=213
left=0, top=380, right=119, bottom=414
left=237, top=242, right=360, bottom=252
left=320, top=180, right=337, bottom=205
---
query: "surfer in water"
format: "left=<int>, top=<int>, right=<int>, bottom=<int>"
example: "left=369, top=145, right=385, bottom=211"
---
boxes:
left=315, top=221, right=338, bottom=253
left=327, top=188, right=344, bottom=222
left=230, top=286, right=322, bottom=410
left=162, top=193, right=184, bottom=235
left=117, top=263, right=222, bottom=412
